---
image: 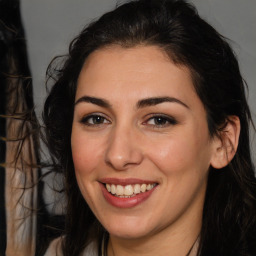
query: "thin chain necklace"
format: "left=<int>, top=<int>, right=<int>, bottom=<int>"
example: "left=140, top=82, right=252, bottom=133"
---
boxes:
left=101, top=235, right=199, bottom=256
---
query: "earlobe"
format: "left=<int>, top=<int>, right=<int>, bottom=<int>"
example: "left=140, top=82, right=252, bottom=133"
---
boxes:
left=210, top=116, right=240, bottom=169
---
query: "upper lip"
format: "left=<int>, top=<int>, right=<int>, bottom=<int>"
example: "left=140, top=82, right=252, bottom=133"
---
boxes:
left=100, top=178, right=158, bottom=186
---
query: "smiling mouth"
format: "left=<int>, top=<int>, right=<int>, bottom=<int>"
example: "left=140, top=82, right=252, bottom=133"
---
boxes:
left=105, top=183, right=158, bottom=198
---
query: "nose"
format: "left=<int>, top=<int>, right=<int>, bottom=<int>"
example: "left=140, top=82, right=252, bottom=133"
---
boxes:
left=105, top=126, right=143, bottom=171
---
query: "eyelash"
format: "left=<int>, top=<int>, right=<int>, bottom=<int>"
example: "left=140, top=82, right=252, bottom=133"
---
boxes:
left=80, top=114, right=177, bottom=128
left=143, top=114, right=177, bottom=128
left=80, top=114, right=110, bottom=126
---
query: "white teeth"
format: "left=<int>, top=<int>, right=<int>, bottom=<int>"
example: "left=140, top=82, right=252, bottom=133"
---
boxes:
left=106, top=183, right=156, bottom=197
left=116, top=185, right=124, bottom=196
left=134, top=184, right=140, bottom=194
left=141, top=184, right=146, bottom=192
left=106, top=184, right=111, bottom=192
left=147, top=184, right=153, bottom=191
left=111, top=184, right=116, bottom=194
left=124, top=185, right=133, bottom=196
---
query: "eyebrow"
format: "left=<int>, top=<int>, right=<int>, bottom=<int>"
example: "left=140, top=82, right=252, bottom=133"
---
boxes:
left=74, top=95, right=189, bottom=109
left=74, top=96, right=111, bottom=108
left=137, top=97, right=189, bottom=109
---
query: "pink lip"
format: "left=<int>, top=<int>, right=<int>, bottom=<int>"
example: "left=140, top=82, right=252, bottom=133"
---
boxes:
left=99, top=182, right=158, bottom=209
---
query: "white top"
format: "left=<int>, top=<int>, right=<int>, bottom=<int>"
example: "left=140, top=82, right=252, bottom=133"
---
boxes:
left=44, top=237, right=98, bottom=256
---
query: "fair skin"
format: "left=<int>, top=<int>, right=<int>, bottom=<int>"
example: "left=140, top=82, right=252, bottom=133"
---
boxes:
left=71, top=45, right=239, bottom=256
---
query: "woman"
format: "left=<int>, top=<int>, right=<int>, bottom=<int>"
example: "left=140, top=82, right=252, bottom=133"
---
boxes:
left=43, top=0, right=256, bottom=255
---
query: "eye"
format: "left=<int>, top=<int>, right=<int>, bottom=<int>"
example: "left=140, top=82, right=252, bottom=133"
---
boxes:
left=144, top=115, right=177, bottom=128
left=80, top=114, right=110, bottom=126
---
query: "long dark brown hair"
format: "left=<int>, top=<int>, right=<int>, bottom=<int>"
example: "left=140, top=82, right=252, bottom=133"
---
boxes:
left=43, top=0, right=256, bottom=255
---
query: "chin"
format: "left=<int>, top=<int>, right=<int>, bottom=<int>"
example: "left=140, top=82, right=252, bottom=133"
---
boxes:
left=108, top=228, right=149, bottom=240
left=103, top=216, right=155, bottom=240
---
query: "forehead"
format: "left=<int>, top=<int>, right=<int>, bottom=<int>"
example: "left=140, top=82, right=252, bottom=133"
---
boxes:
left=76, top=45, right=197, bottom=106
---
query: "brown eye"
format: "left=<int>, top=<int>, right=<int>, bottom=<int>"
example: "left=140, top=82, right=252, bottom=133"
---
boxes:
left=145, top=115, right=177, bottom=128
left=80, top=115, right=110, bottom=126
left=153, top=117, right=168, bottom=125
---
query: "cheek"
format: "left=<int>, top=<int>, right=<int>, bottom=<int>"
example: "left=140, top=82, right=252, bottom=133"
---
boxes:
left=148, top=140, right=192, bottom=172
left=71, top=130, right=104, bottom=177
left=146, top=130, right=211, bottom=176
left=71, top=131, right=105, bottom=207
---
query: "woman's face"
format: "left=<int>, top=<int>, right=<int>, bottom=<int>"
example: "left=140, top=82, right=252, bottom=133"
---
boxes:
left=71, top=45, right=217, bottom=240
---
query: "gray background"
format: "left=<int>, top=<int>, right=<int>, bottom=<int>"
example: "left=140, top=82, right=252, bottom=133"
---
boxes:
left=20, top=0, right=256, bottom=119
left=20, top=0, right=256, bottom=213
left=20, top=0, right=256, bottom=155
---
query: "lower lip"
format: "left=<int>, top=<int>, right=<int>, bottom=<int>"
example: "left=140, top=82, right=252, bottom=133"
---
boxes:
left=100, top=183, right=157, bottom=208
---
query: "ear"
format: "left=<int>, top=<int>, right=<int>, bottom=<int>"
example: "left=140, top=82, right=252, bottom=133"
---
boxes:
left=210, top=116, right=240, bottom=169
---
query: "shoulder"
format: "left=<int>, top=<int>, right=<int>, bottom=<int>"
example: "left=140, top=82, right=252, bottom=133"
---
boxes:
left=44, top=237, right=98, bottom=256
left=83, top=241, right=99, bottom=256
left=44, top=237, right=63, bottom=256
